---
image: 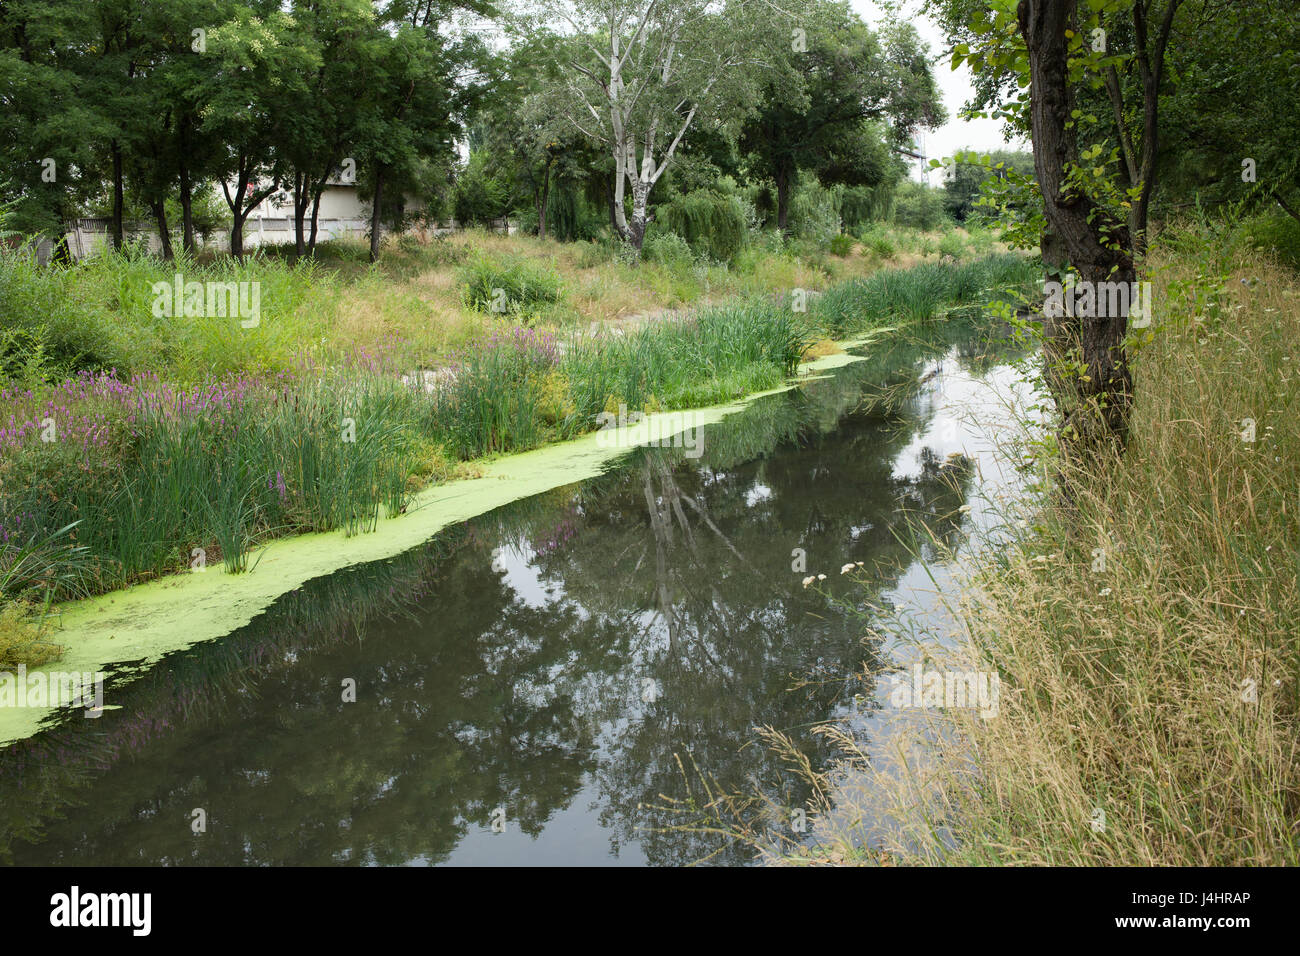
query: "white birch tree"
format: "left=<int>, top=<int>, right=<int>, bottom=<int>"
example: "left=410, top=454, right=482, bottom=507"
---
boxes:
left=521, top=0, right=801, bottom=249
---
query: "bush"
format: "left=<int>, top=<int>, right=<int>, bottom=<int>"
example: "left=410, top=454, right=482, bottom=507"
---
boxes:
left=652, top=190, right=748, bottom=263
left=841, top=181, right=897, bottom=232
left=453, top=151, right=510, bottom=227
left=893, top=181, right=949, bottom=232
left=829, top=233, right=855, bottom=257
left=642, top=231, right=695, bottom=267
left=856, top=224, right=898, bottom=260
left=1240, top=213, right=1300, bottom=270
left=460, top=255, right=564, bottom=317
left=788, top=176, right=842, bottom=246
left=938, top=231, right=967, bottom=260
left=575, top=238, right=616, bottom=268
left=0, top=245, right=128, bottom=376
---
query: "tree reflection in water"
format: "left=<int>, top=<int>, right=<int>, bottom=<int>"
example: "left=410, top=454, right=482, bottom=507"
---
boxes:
left=0, top=322, right=1019, bottom=866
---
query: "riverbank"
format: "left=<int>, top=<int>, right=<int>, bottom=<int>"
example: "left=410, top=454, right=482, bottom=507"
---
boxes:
left=825, top=219, right=1300, bottom=866
left=0, top=348, right=860, bottom=747
left=0, top=315, right=1010, bottom=862
left=1, top=240, right=1038, bottom=675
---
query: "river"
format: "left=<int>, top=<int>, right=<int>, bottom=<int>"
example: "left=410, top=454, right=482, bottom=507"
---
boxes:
left=0, top=317, right=1034, bottom=866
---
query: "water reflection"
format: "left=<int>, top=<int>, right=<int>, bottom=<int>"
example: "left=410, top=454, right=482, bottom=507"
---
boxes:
left=0, top=321, right=1024, bottom=866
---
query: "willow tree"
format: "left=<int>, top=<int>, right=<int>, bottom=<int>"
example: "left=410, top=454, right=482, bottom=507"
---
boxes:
left=525, top=0, right=800, bottom=250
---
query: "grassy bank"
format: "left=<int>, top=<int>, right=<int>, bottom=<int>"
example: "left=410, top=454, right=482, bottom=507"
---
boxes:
left=0, top=225, right=994, bottom=385
left=0, top=233, right=1036, bottom=669
left=824, top=218, right=1300, bottom=866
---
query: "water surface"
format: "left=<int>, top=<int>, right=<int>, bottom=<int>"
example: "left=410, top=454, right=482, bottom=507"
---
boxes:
left=0, top=321, right=1030, bottom=866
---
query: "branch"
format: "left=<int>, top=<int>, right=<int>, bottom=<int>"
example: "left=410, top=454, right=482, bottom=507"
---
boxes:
left=1103, top=65, right=1138, bottom=186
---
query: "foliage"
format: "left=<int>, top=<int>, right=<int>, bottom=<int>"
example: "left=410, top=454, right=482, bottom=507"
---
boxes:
left=739, top=4, right=941, bottom=230
left=453, top=150, right=512, bottom=227
left=641, top=232, right=695, bottom=267
left=651, top=191, right=748, bottom=263
left=460, top=254, right=564, bottom=317
left=892, top=180, right=948, bottom=231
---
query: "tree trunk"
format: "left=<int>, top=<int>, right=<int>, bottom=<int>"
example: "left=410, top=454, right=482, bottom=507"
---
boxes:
left=606, top=175, right=619, bottom=234
left=293, top=170, right=308, bottom=258
left=179, top=117, right=196, bottom=253
left=775, top=166, right=792, bottom=235
left=369, top=166, right=386, bottom=263
left=625, top=179, right=650, bottom=250
left=1020, top=0, right=1136, bottom=452
left=179, top=179, right=195, bottom=254
left=230, top=215, right=244, bottom=259
left=111, top=142, right=125, bottom=251
left=538, top=170, right=551, bottom=241
left=151, top=197, right=173, bottom=261
left=308, top=184, right=325, bottom=254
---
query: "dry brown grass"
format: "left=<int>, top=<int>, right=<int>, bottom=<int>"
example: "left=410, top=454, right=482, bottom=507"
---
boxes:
left=308, top=227, right=920, bottom=366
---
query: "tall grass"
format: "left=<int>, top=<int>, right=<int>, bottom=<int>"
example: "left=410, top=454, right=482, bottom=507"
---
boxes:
left=1, top=246, right=1030, bottom=666
left=0, top=243, right=341, bottom=381
left=2, top=369, right=432, bottom=592
left=813, top=252, right=1040, bottom=337
left=563, top=298, right=811, bottom=413
left=822, top=222, right=1300, bottom=865
left=459, top=253, right=564, bottom=319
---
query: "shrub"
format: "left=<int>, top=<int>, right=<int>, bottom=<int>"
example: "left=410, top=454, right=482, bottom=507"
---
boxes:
left=856, top=224, right=898, bottom=260
left=938, top=231, right=967, bottom=260
left=0, top=245, right=130, bottom=375
left=452, top=151, right=510, bottom=226
left=460, top=255, right=564, bottom=317
left=829, top=233, right=855, bottom=257
left=575, top=239, right=616, bottom=268
left=893, top=181, right=949, bottom=232
left=642, top=231, right=694, bottom=267
left=652, top=190, right=748, bottom=263
left=1240, top=213, right=1300, bottom=270
left=788, top=177, right=842, bottom=247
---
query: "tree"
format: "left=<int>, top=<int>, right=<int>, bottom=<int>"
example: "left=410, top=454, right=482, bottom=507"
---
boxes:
left=935, top=0, right=1187, bottom=452
left=525, top=0, right=797, bottom=251
left=942, top=148, right=1033, bottom=222
left=740, top=7, right=943, bottom=233
left=474, top=36, right=594, bottom=240
left=280, top=0, right=380, bottom=257
left=0, top=0, right=111, bottom=257
left=354, top=1, right=489, bottom=262
left=1156, top=0, right=1300, bottom=225
left=203, top=4, right=314, bottom=258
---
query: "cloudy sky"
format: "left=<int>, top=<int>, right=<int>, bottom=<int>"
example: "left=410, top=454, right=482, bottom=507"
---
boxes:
left=849, top=0, right=1026, bottom=182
